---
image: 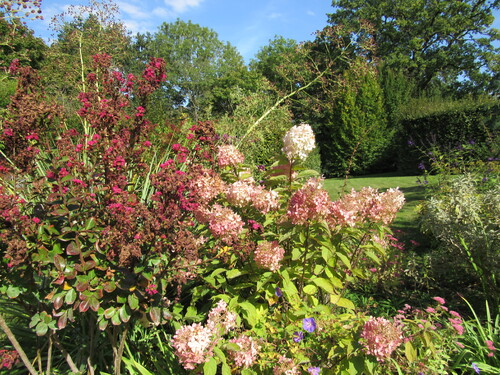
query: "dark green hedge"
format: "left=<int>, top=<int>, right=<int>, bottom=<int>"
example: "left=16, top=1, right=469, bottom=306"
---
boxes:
left=396, top=98, right=499, bottom=173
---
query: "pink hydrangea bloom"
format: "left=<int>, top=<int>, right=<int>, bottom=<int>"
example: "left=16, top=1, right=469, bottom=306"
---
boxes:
left=330, top=187, right=405, bottom=227
left=206, top=204, right=245, bottom=244
left=172, top=323, right=214, bottom=370
left=217, top=145, right=245, bottom=168
left=190, top=168, right=225, bottom=203
left=360, top=317, right=404, bottom=362
left=226, top=179, right=279, bottom=214
left=229, top=335, right=260, bottom=368
left=226, top=180, right=255, bottom=207
left=254, top=241, right=285, bottom=272
left=206, top=300, right=238, bottom=334
left=287, top=177, right=331, bottom=225
left=282, top=123, right=316, bottom=162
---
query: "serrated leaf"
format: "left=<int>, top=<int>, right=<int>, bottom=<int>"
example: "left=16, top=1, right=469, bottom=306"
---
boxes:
left=203, top=357, right=217, bottom=375
left=221, top=362, right=231, bottom=375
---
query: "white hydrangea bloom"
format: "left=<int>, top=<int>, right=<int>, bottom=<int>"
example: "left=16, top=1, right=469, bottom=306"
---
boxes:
left=282, top=123, right=316, bottom=162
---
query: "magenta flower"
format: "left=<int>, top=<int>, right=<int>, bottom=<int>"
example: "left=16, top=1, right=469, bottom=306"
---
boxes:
left=432, top=297, right=446, bottom=305
left=303, top=318, right=316, bottom=333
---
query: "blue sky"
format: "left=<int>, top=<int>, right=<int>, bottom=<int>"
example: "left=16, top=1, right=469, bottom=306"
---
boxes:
left=26, top=0, right=333, bottom=63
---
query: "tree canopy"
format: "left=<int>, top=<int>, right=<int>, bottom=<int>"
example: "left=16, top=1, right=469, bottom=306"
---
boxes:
left=328, top=0, right=500, bottom=95
left=143, top=19, right=250, bottom=121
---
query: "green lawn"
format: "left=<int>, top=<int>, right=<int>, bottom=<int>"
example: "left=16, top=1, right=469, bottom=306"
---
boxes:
left=323, top=172, right=434, bottom=243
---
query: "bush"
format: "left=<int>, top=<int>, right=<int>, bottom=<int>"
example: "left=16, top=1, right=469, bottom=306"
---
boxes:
left=1, top=54, right=493, bottom=375
left=419, top=174, right=500, bottom=304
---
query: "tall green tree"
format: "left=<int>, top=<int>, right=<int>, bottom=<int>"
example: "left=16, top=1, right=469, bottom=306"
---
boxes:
left=328, top=0, right=500, bottom=95
left=318, top=59, right=390, bottom=176
left=143, top=19, right=250, bottom=121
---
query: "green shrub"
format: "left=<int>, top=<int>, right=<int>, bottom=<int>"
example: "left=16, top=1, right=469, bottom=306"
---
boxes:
left=419, top=174, right=500, bottom=304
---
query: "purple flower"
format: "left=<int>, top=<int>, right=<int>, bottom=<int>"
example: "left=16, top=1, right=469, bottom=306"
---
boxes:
left=407, top=139, right=415, bottom=146
left=303, top=317, right=316, bottom=333
left=275, top=287, right=283, bottom=298
left=472, top=363, right=480, bottom=374
left=418, top=162, right=426, bottom=170
left=307, top=367, right=321, bottom=375
left=293, top=331, right=304, bottom=342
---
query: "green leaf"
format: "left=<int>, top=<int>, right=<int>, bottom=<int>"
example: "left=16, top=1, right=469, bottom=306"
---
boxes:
left=405, top=341, right=417, bottom=362
left=6, top=285, right=21, bottom=299
left=111, top=311, right=122, bottom=326
left=226, top=269, right=244, bottom=279
left=213, top=347, right=226, bottom=362
left=64, top=288, right=77, bottom=305
left=239, top=301, right=258, bottom=327
left=203, top=357, right=217, bottom=375
left=303, top=284, right=317, bottom=295
left=128, top=294, right=139, bottom=310
left=36, top=322, right=49, bottom=336
left=221, top=362, right=231, bottom=375
left=119, top=305, right=131, bottom=323
left=330, top=295, right=355, bottom=310
left=312, top=277, right=335, bottom=294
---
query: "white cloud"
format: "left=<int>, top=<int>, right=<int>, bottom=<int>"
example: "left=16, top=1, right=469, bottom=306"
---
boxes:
left=117, top=2, right=152, bottom=19
left=307, top=10, right=315, bottom=16
left=163, top=0, right=204, bottom=13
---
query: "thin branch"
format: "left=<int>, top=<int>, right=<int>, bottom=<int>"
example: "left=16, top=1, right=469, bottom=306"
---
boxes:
left=0, top=313, right=39, bottom=375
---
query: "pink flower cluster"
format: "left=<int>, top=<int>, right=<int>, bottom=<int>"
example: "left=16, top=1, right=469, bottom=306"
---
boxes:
left=172, top=323, right=214, bottom=370
left=173, top=300, right=251, bottom=370
left=360, top=317, right=404, bottom=362
left=203, top=204, right=245, bottom=244
left=189, top=168, right=226, bottom=204
left=287, top=177, right=331, bottom=225
left=229, top=335, right=260, bottom=368
left=282, top=123, right=316, bottom=162
left=330, top=187, right=405, bottom=227
left=217, top=145, right=245, bottom=168
left=206, top=300, right=238, bottom=333
left=253, top=240, right=285, bottom=272
left=226, top=179, right=279, bottom=214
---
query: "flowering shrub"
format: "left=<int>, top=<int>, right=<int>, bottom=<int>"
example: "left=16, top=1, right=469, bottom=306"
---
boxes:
left=1, top=53, right=486, bottom=375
